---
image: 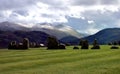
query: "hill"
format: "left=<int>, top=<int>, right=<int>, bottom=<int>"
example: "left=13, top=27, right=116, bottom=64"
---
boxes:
left=0, top=31, right=49, bottom=48
left=60, top=36, right=80, bottom=45
left=83, top=28, right=120, bottom=44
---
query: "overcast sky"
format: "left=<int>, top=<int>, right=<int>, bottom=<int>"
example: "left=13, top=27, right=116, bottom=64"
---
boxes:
left=0, top=0, right=120, bottom=34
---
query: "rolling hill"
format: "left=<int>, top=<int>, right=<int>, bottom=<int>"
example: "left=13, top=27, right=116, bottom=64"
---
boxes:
left=82, top=28, right=120, bottom=44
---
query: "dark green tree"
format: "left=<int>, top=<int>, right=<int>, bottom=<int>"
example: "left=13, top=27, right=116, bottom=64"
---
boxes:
left=47, top=36, right=59, bottom=49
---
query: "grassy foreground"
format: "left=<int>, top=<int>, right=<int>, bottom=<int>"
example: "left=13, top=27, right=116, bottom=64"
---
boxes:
left=0, top=45, right=120, bottom=74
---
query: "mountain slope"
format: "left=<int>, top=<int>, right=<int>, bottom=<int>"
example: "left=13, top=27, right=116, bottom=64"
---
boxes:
left=0, top=22, right=83, bottom=39
left=0, top=30, right=49, bottom=48
left=0, top=21, right=30, bottom=31
left=60, top=36, right=80, bottom=45
left=32, top=24, right=82, bottom=39
left=82, top=28, right=120, bottom=44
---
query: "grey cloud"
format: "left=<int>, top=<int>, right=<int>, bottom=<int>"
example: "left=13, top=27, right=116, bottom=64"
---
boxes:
left=39, top=0, right=65, bottom=6
left=41, top=14, right=55, bottom=18
left=0, top=12, right=4, bottom=18
left=101, top=0, right=119, bottom=5
left=0, top=0, right=38, bottom=10
left=111, top=9, right=120, bottom=19
left=71, top=0, right=97, bottom=6
left=71, top=0, right=119, bottom=6
left=66, top=16, right=89, bottom=30
left=13, top=10, right=29, bottom=16
left=0, top=0, right=68, bottom=13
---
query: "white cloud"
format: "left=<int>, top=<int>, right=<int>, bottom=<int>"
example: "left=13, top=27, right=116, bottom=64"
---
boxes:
left=86, top=28, right=100, bottom=34
left=88, top=20, right=94, bottom=24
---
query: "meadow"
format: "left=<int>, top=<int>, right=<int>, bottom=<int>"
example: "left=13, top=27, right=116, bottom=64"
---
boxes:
left=0, top=45, right=120, bottom=74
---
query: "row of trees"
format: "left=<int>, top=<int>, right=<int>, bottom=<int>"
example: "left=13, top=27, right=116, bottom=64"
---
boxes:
left=8, top=36, right=120, bottom=50
left=47, top=36, right=100, bottom=49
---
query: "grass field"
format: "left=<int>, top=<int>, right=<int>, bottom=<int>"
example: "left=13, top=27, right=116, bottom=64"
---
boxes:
left=0, top=45, right=120, bottom=74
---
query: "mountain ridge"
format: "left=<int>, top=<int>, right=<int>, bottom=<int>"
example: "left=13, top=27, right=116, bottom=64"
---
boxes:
left=82, top=28, right=120, bottom=44
left=0, top=21, right=83, bottom=39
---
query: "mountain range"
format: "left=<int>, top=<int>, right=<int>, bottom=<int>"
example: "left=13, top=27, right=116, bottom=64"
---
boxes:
left=0, top=21, right=120, bottom=48
left=0, top=22, right=85, bottom=39
left=60, top=28, right=120, bottom=45
left=0, top=21, right=84, bottom=48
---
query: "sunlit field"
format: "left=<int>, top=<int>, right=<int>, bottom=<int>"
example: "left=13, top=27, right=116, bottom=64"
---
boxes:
left=0, top=45, right=120, bottom=74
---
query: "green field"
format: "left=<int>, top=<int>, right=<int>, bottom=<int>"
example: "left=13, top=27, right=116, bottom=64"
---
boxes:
left=0, top=45, right=120, bottom=74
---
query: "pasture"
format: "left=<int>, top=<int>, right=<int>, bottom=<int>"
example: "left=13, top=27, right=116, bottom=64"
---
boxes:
left=0, top=45, right=120, bottom=74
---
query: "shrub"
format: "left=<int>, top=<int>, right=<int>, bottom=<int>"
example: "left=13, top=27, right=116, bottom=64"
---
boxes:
left=73, top=46, right=79, bottom=49
left=111, top=46, right=119, bottom=49
left=58, top=44, right=66, bottom=49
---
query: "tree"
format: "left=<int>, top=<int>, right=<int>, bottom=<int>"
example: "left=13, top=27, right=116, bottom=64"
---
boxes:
left=81, top=40, right=89, bottom=49
left=91, top=39, right=100, bottom=49
left=47, top=36, right=59, bottom=49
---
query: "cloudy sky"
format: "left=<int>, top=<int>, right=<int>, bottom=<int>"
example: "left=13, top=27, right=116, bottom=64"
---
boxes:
left=0, top=0, right=120, bottom=34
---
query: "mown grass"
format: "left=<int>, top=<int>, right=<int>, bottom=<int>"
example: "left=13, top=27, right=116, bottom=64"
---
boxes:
left=0, top=45, right=120, bottom=74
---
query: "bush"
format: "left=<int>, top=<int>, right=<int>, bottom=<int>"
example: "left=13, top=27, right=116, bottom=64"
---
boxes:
left=111, top=46, right=119, bottom=49
left=58, top=44, right=66, bottom=49
left=73, top=46, right=79, bottom=49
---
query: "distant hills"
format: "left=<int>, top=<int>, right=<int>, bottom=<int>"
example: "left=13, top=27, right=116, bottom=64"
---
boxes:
left=83, top=28, right=120, bottom=44
left=63, top=28, right=120, bottom=45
